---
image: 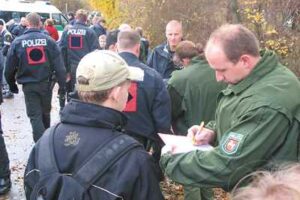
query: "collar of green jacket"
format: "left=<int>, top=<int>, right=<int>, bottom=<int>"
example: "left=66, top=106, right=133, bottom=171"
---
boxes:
left=190, top=56, right=207, bottom=65
left=226, top=50, right=278, bottom=95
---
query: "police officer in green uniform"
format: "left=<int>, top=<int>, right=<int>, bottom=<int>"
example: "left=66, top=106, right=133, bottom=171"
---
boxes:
left=160, top=24, right=300, bottom=200
left=168, top=40, right=226, bottom=135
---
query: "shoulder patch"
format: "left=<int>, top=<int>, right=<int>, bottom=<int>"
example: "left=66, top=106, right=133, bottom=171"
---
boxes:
left=221, top=132, right=244, bottom=155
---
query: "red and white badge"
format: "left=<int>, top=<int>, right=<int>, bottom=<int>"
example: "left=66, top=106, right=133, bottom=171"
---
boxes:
left=221, top=132, right=244, bottom=155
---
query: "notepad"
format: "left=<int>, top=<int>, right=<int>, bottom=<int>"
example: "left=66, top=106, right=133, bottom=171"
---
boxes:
left=159, top=133, right=213, bottom=154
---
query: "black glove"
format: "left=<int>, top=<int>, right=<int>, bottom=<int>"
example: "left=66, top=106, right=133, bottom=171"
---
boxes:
left=9, top=83, right=19, bottom=94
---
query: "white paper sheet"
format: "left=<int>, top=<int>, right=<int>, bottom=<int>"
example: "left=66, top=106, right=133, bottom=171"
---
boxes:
left=159, top=133, right=213, bottom=154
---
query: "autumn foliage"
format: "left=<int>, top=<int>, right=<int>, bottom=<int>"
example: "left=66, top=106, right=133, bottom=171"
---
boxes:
left=52, top=0, right=299, bottom=75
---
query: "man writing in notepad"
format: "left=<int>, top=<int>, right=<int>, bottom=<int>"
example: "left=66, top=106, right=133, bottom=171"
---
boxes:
left=160, top=24, right=300, bottom=200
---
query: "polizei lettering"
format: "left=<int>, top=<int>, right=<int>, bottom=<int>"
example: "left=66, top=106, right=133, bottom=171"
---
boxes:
left=22, top=39, right=47, bottom=48
left=67, top=29, right=87, bottom=35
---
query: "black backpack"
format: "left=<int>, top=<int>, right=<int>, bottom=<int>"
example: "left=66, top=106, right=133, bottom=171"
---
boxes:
left=27, top=124, right=142, bottom=200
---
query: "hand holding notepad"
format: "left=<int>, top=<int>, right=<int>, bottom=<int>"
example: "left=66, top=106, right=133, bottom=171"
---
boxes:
left=159, top=133, right=213, bottom=154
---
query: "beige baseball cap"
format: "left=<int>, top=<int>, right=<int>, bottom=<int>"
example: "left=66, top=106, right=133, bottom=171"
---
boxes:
left=76, top=50, right=144, bottom=92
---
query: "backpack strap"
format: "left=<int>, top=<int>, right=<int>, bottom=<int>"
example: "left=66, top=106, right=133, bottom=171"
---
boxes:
left=37, top=123, right=60, bottom=176
left=74, top=134, right=142, bottom=190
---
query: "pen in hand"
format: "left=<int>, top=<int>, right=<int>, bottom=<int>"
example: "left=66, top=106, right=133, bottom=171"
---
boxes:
left=192, top=121, right=205, bottom=145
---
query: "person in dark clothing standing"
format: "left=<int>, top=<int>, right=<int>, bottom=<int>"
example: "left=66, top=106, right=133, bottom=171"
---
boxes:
left=147, top=20, right=183, bottom=82
left=0, top=52, right=11, bottom=196
left=105, top=29, right=119, bottom=51
left=59, top=9, right=99, bottom=99
left=67, top=12, right=76, bottom=26
left=11, top=17, right=28, bottom=38
left=117, top=30, right=171, bottom=174
left=90, top=16, right=106, bottom=38
left=0, top=19, right=14, bottom=99
left=24, top=50, right=164, bottom=200
left=135, top=26, right=150, bottom=64
left=5, top=12, right=66, bottom=142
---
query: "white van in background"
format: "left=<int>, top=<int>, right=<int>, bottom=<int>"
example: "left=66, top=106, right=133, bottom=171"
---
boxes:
left=0, top=0, right=68, bottom=35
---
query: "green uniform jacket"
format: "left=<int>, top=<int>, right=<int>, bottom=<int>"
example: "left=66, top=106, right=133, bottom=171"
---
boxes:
left=168, top=57, right=226, bottom=135
left=161, top=50, right=300, bottom=191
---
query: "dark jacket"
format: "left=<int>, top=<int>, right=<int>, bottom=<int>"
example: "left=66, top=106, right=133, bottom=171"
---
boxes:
left=24, top=99, right=164, bottom=200
left=11, top=24, right=27, bottom=37
left=0, top=53, right=3, bottom=103
left=59, top=21, right=99, bottom=73
left=90, top=23, right=106, bottom=38
left=0, top=29, right=13, bottom=56
left=5, top=28, right=66, bottom=92
left=119, top=52, right=171, bottom=141
left=147, top=42, right=180, bottom=80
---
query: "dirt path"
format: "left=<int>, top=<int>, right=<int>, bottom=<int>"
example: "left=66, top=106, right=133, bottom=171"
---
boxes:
left=0, top=86, right=60, bottom=200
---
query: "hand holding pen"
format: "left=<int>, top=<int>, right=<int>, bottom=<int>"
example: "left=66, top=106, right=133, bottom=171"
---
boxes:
left=188, top=122, right=216, bottom=146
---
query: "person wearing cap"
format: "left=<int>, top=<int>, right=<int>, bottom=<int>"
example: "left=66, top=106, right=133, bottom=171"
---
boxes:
left=59, top=9, right=99, bottom=100
left=5, top=13, right=66, bottom=143
left=24, top=50, right=165, bottom=199
left=117, top=30, right=171, bottom=175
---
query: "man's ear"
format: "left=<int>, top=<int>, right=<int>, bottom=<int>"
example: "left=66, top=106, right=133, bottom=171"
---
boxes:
left=109, top=86, right=121, bottom=102
left=182, top=58, right=190, bottom=66
left=240, top=55, right=251, bottom=69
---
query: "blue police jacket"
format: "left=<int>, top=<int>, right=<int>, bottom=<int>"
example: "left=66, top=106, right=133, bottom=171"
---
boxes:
left=5, top=28, right=66, bottom=91
left=119, top=52, right=171, bottom=141
left=59, top=21, right=99, bottom=72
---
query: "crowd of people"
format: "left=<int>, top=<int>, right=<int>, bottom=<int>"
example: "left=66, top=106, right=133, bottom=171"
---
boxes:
left=0, top=7, right=299, bottom=200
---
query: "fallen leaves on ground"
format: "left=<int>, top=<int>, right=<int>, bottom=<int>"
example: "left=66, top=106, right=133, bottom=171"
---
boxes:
left=161, top=177, right=230, bottom=200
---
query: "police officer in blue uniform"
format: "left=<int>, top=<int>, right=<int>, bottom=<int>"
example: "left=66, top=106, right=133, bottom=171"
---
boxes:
left=5, top=12, right=66, bottom=142
left=117, top=31, right=171, bottom=178
left=59, top=9, right=99, bottom=99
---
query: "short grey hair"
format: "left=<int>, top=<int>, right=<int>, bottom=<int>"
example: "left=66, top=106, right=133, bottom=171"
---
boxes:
left=26, top=13, right=40, bottom=27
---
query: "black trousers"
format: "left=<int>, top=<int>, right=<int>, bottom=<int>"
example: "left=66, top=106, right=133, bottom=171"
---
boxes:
left=23, top=82, right=52, bottom=142
left=0, top=112, right=10, bottom=178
